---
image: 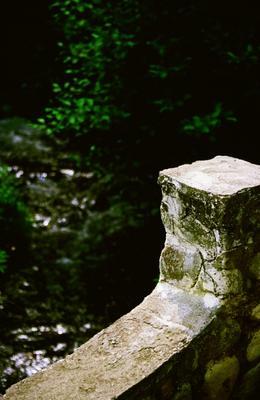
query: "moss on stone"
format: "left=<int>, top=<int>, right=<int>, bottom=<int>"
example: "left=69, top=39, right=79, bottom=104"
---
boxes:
left=203, top=355, right=239, bottom=400
left=160, top=245, right=184, bottom=281
left=247, top=330, right=260, bottom=362
left=251, top=304, right=260, bottom=321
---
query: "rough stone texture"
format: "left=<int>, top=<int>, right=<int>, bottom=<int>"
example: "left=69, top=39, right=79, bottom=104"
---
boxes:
left=161, top=156, right=260, bottom=195
left=159, top=156, right=260, bottom=296
left=4, top=156, right=260, bottom=400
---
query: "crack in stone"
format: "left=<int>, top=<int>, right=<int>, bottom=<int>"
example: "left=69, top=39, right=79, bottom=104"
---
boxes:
left=204, top=269, right=218, bottom=295
left=195, top=251, right=218, bottom=295
left=142, top=320, right=162, bottom=331
left=199, top=240, right=246, bottom=263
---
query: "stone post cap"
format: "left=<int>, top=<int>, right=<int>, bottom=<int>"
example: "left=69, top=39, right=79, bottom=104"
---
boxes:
left=160, top=155, right=260, bottom=195
left=158, top=156, right=260, bottom=296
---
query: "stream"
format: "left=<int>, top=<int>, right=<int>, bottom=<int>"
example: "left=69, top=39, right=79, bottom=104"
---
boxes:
left=0, top=118, right=106, bottom=393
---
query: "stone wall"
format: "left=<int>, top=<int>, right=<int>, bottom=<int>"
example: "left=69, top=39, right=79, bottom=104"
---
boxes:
left=4, top=156, right=260, bottom=400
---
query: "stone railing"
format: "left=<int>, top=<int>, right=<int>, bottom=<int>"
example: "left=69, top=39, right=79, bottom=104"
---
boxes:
left=4, top=156, right=260, bottom=400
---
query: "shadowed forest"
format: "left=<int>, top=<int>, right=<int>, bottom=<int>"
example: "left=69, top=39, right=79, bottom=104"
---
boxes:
left=0, top=0, right=259, bottom=393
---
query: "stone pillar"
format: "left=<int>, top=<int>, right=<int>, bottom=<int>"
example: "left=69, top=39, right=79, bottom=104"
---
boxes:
left=159, top=155, right=260, bottom=297
left=4, top=156, right=260, bottom=400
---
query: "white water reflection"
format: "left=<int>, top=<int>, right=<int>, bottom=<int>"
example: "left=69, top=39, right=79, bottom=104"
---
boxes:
left=52, top=343, right=66, bottom=352
left=80, top=323, right=92, bottom=332
left=36, top=172, right=48, bottom=182
left=60, top=169, right=75, bottom=177
left=5, top=350, right=55, bottom=377
left=15, top=170, right=24, bottom=178
left=54, top=324, right=67, bottom=335
left=71, top=197, right=79, bottom=206
left=33, top=214, right=51, bottom=227
left=3, top=320, right=95, bottom=383
left=57, top=217, right=67, bottom=225
left=12, top=323, right=68, bottom=337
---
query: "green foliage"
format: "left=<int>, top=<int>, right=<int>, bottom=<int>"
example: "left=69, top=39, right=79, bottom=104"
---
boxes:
left=152, top=95, right=192, bottom=114
left=182, top=103, right=237, bottom=139
left=0, top=164, right=31, bottom=266
left=0, top=165, right=19, bottom=203
left=227, top=44, right=260, bottom=65
left=42, top=0, right=258, bottom=151
left=0, top=165, right=29, bottom=219
left=0, top=249, right=7, bottom=273
left=40, top=0, right=138, bottom=134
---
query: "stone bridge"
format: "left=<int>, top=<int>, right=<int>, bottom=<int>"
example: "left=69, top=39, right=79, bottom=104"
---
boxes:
left=4, top=156, right=260, bottom=399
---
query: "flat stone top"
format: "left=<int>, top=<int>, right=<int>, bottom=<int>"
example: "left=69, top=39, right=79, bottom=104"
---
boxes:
left=160, top=156, right=260, bottom=195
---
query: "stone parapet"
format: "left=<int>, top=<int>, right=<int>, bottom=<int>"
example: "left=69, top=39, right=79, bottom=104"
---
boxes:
left=4, top=156, right=260, bottom=400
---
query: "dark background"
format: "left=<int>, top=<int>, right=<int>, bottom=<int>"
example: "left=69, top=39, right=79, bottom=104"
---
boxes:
left=0, top=1, right=58, bottom=118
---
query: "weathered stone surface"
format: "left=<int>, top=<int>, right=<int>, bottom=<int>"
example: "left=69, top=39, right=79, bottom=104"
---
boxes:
left=159, top=156, right=260, bottom=297
left=202, top=355, right=240, bottom=400
left=247, top=330, right=260, bottom=362
left=4, top=156, right=260, bottom=399
left=161, top=156, right=260, bottom=195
